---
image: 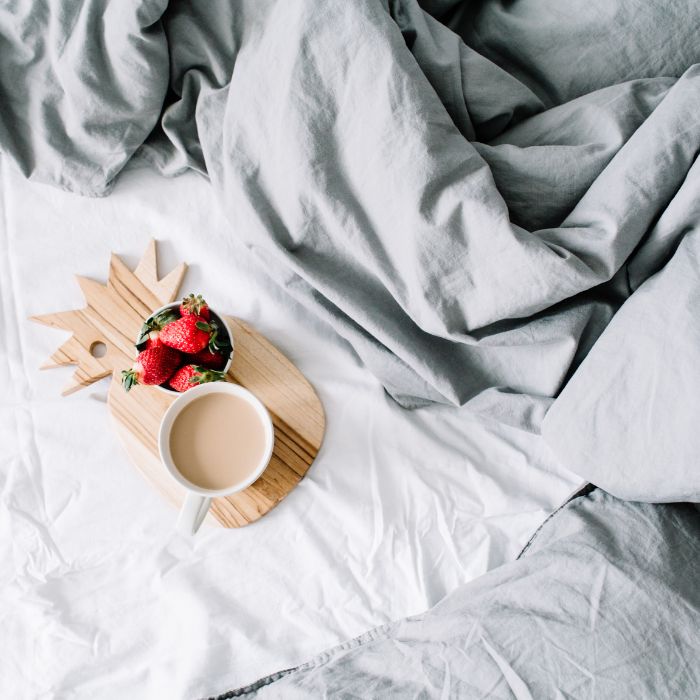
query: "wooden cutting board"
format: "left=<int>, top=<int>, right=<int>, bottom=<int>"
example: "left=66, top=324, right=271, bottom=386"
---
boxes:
left=31, top=240, right=325, bottom=528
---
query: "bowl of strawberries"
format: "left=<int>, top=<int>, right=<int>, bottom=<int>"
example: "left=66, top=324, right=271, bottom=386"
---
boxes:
left=121, top=293, right=233, bottom=394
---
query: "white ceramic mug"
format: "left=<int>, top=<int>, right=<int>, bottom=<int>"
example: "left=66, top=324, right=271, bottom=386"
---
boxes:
left=158, top=382, right=274, bottom=535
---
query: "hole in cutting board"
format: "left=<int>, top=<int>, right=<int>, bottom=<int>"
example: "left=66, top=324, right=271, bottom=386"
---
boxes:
left=90, top=341, right=107, bottom=359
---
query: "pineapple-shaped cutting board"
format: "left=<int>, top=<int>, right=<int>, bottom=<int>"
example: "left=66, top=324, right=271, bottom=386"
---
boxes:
left=31, top=240, right=325, bottom=528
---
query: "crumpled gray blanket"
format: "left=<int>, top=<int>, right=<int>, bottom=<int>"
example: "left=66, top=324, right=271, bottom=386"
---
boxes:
left=210, top=488, right=700, bottom=699
left=3, top=0, right=699, bottom=411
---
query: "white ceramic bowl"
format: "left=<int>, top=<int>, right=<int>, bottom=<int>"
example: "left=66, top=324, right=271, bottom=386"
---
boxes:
left=136, top=301, right=234, bottom=394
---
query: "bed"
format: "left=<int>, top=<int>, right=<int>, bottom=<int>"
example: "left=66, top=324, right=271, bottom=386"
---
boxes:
left=0, top=161, right=581, bottom=697
left=1, top=0, right=699, bottom=697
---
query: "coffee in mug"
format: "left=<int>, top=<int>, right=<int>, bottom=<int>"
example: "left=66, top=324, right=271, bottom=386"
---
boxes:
left=159, top=382, right=274, bottom=534
left=170, top=393, right=269, bottom=490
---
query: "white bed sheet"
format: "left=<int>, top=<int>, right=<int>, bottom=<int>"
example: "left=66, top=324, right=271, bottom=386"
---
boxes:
left=0, top=159, right=582, bottom=699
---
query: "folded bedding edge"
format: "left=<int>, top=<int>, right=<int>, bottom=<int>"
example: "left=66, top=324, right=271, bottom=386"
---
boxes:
left=203, top=482, right=597, bottom=700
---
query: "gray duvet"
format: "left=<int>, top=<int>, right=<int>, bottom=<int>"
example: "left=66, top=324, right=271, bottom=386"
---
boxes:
left=213, top=488, right=700, bottom=699
left=2, top=0, right=700, bottom=697
left=3, top=0, right=700, bottom=414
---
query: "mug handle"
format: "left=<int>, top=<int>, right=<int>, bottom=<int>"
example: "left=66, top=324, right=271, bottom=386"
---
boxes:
left=177, top=493, right=212, bottom=536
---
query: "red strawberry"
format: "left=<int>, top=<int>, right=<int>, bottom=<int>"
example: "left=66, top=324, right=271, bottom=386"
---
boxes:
left=121, top=345, right=181, bottom=391
left=142, top=331, right=164, bottom=349
left=180, top=293, right=210, bottom=321
left=168, top=365, right=226, bottom=393
left=159, top=315, right=213, bottom=354
left=136, top=308, right=178, bottom=348
left=186, top=347, right=230, bottom=371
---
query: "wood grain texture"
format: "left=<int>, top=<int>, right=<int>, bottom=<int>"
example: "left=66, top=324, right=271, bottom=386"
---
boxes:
left=32, top=240, right=325, bottom=528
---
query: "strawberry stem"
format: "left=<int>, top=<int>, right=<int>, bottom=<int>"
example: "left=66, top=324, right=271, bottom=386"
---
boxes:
left=188, top=366, right=226, bottom=385
left=137, top=308, right=178, bottom=345
left=206, top=320, right=231, bottom=353
left=181, top=293, right=208, bottom=316
left=121, top=368, right=139, bottom=392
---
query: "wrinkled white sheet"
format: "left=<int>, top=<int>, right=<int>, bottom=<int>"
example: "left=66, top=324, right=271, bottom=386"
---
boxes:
left=0, top=160, right=581, bottom=698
